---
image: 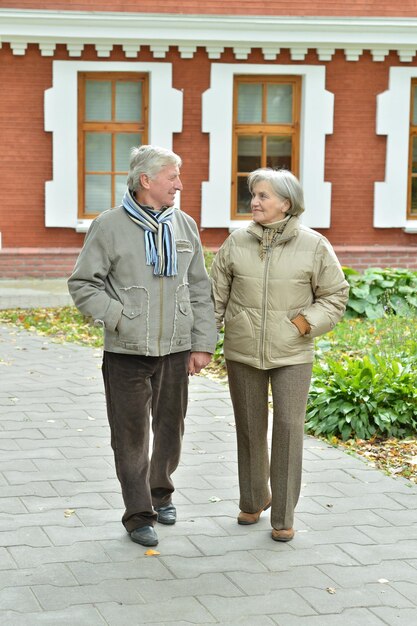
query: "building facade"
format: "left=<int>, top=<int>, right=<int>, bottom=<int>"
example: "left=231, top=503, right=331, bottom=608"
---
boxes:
left=1, top=1, right=417, bottom=276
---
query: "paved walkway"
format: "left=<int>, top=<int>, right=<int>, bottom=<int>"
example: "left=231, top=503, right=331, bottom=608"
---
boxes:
left=0, top=283, right=417, bottom=625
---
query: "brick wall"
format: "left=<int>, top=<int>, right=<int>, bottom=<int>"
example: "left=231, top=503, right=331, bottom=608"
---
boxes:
left=3, top=1, right=417, bottom=17
left=1, top=246, right=417, bottom=278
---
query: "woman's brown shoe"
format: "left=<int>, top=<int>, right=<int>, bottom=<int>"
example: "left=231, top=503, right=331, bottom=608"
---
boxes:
left=237, top=501, right=271, bottom=525
left=271, top=528, right=294, bottom=542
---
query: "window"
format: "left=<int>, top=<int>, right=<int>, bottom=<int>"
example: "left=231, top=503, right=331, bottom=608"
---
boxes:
left=202, top=64, right=332, bottom=230
left=408, top=79, right=417, bottom=219
left=232, top=76, right=301, bottom=218
left=78, top=72, right=148, bottom=218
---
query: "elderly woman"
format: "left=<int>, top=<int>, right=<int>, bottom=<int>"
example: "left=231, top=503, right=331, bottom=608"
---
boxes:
left=211, top=168, right=349, bottom=542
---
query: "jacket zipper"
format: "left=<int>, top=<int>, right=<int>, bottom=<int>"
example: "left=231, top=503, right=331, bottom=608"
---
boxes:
left=158, top=276, right=164, bottom=353
left=259, top=247, right=272, bottom=368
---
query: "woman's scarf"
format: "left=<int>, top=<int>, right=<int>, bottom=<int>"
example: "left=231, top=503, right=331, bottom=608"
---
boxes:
left=122, top=188, right=177, bottom=277
left=259, top=216, right=291, bottom=260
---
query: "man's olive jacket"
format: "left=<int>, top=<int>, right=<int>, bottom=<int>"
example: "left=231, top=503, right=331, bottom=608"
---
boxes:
left=68, top=206, right=217, bottom=356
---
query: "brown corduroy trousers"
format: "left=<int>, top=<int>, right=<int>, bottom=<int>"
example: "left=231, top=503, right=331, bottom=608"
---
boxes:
left=102, top=350, right=189, bottom=532
left=226, top=360, right=313, bottom=530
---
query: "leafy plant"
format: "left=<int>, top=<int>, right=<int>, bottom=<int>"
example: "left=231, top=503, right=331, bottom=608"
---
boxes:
left=306, top=353, right=417, bottom=441
left=344, top=267, right=417, bottom=319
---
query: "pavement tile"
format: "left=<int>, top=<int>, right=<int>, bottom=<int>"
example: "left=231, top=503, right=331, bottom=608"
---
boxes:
left=69, top=558, right=174, bottom=585
left=0, top=547, right=18, bottom=570
left=370, top=607, right=417, bottom=625
left=228, top=566, right=339, bottom=594
left=8, top=541, right=111, bottom=568
left=97, top=598, right=217, bottom=625
left=274, top=608, right=387, bottom=625
left=1, top=606, right=106, bottom=625
left=199, top=589, right=315, bottom=620
left=0, top=585, right=41, bottom=612
left=254, top=544, right=359, bottom=571
left=296, top=583, right=414, bottom=614
left=319, top=562, right=417, bottom=587
left=297, top=510, right=392, bottom=531
left=339, top=540, right=417, bottom=565
left=0, top=527, right=51, bottom=548
left=137, top=572, right=243, bottom=601
left=0, top=563, right=78, bottom=590
left=31, top=579, right=144, bottom=610
left=160, top=552, right=268, bottom=578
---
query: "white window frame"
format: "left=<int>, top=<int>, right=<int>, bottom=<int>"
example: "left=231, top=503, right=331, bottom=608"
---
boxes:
left=44, top=61, right=182, bottom=231
left=375, top=67, right=417, bottom=233
left=201, top=64, right=334, bottom=229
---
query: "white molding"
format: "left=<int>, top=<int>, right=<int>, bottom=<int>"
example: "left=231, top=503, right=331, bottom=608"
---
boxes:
left=201, top=64, right=333, bottom=230
left=44, top=61, right=182, bottom=229
left=2, top=10, right=417, bottom=60
left=375, top=67, right=417, bottom=229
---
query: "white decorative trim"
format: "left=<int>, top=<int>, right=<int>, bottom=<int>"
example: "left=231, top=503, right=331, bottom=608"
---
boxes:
left=39, top=42, right=55, bottom=56
left=95, top=43, right=113, bottom=57
left=375, top=67, right=417, bottom=229
left=344, top=48, right=363, bottom=61
left=262, top=47, right=280, bottom=61
left=205, top=46, right=224, bottom=60
left=44, top=61, right=182, bottom=229
left=233, top=47, right=251, bottom=60
left=9, top=40, right=27, bottom=55
left=122, top=44, right=140, bottom=58
left=371, top=49, right=389, bottom=62
left=397, top=49, right=416, bottom=63
left=150, top=44, right=169, bottom=58
left=3, top=9, right=417, bottom=61
left=201, top=64, right=333, bottom=229
left=317, top=48, right=335, bottom=61
left=178, top=45, right=197, bottom=59
left=66, top=43, right=83, bottom=57
left=290, top=47, right=308, bottom=61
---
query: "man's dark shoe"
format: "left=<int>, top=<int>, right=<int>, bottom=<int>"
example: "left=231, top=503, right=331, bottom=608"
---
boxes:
left=130, top=525, right=158, bottom=546
left=155, top=503, right=177, bottom=525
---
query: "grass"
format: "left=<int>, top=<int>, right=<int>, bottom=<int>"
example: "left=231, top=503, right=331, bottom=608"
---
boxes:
left=0, top=306, right=416, bottom=484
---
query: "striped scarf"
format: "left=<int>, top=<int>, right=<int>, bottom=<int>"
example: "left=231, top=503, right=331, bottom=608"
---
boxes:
left=122, top=188, right=178, bottom=277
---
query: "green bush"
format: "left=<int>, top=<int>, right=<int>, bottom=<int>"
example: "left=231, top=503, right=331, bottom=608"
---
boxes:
left=344, top=267, right=417, bottom=319
left=306, top=353, right=417, bottom=441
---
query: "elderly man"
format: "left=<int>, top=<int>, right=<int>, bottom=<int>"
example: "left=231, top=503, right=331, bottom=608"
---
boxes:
left=68, top=145, right=217, bottom=547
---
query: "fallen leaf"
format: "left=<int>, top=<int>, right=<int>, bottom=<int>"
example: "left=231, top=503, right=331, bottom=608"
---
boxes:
left=145, top=549, right=160, bottom=556
left=326, top=587, right=337, bottom=594
left=378, top=578, right=389, bottom=584
left=209, top=496, right=221, bottom=502
left=64, top=509, right=75, bottom=518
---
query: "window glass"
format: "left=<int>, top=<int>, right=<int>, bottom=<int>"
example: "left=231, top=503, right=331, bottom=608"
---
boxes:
left=85, top=175, right=111, bottom=214
left=86, top=133, right=112, bottom=171
left=85, top=80, right=112, bottom=121
left=238, top=83, right=262, bottom=123
left=266, top=136, right=292, bottom=170
left=115, top=133, right=141, bottom=171
left=266, top=84, right=293, bottom=123
left=413, top=86, right=417, bottom=125
left=116, top=81, right=142, bottom=122
left=237, top=136, right=262, bottom=172
left=115, top=174, right=128, bottom=202
left=237, top=176, right=251, bottom=214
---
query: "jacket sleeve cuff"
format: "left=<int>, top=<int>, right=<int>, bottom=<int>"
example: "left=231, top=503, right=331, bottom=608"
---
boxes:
left=291, top=314, right=312, bottom=336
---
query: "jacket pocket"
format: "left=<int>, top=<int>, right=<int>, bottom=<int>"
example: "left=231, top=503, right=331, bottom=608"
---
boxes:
left=224, top=309, right=255, bottom=356
left=269, top=316, right=310, bottom=359
left=173, top=285, right=194, bottom=345
left=116, top=286, right=149, bottom=348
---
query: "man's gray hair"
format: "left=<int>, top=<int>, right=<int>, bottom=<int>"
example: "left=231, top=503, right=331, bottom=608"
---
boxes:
left=127, top=145, right=182, bottom=192
left=247, top=168, right=305, bottom=216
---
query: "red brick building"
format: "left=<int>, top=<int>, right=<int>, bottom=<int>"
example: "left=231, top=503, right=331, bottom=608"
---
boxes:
left=1, top=1, right=417, bottom=276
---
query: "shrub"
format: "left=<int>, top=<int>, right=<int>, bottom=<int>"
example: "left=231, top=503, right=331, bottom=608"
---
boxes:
left=306, top=353, right=417, bottom=441
left=344, top=267, right=417, bottom=319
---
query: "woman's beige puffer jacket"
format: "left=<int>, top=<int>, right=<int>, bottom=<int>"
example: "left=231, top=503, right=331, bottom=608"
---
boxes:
left=211, top=216, right=349, bottom=370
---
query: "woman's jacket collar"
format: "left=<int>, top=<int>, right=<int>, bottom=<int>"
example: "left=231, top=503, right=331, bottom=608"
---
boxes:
left=246, top=215, right=300, bottom=245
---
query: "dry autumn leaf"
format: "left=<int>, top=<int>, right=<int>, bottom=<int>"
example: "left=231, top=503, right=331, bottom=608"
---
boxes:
left=64, top=509, right=75, bottom=517
left=144, top=549, right=160, bottom=556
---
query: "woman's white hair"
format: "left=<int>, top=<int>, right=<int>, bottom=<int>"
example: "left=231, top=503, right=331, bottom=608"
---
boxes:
left=247, top=168, right=305, bottom=216
left=127, top=145, right=182, bottom=192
